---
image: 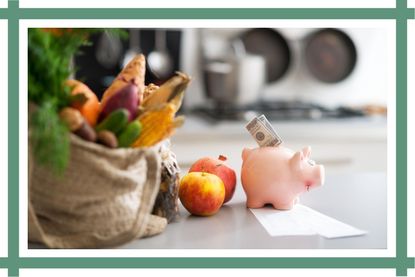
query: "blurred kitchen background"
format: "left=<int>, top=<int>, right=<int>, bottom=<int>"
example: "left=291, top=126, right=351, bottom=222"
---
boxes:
left=74, top=28, right=388, bottom=175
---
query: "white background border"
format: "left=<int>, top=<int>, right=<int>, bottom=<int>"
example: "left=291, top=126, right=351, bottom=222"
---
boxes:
left=0, top=19, right=8, bottom=258
left=20, top=19, right=396, bottom=259
left=18, top=268, right=406, bottom=277
left=0, top=269, right=8, bottom=277
left=19, top=0, right=395, bottom=9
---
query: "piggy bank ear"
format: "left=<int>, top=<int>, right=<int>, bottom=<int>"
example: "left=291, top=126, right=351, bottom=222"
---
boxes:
left=242, top=148, right=252, bottom=161
left=290, top=151, right=304, bottom=170
left=302, top=146, right=311, bottom=159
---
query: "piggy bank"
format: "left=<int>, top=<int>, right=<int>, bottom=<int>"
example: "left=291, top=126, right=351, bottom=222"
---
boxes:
left=241, top=146, right=325, bottom=210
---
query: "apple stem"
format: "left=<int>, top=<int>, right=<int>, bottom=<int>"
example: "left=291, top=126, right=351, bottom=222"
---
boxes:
left=218, top=155, right=227, bottom=162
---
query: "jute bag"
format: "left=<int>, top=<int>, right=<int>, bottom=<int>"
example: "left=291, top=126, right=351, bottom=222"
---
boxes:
left=29, top=134, right=168, bottom=249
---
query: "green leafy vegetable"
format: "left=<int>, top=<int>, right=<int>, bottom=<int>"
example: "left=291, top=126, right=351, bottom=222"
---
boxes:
left=28, top=28, right=126, bottom=174
left=29, top=28, right=93, bottom=108
left=30, top=101, right=70, bottom=175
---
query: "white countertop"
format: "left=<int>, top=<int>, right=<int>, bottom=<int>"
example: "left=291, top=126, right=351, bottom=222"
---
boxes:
left=29, top=172, right=387, bottom=250
left=119, top=172, right=387, bottom=249
left=172, top=115, right=387, bottom=143
left=28, top=116, right=388, bottom=250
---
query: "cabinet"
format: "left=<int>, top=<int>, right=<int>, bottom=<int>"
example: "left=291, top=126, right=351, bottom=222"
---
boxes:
left=171, top=117, right=387, bottom=174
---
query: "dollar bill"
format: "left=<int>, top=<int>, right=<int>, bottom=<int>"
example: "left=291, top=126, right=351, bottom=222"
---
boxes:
left=245, top=115, right=283, bottom=147
left=256, top=114, right=283, bottom=144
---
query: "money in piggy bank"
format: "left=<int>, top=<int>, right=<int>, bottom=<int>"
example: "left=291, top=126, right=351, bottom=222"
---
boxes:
left=241, top=146, right=325, bottom=210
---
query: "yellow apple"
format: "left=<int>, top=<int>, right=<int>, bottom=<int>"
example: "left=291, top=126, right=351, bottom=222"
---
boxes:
left=179, top=172, right=225, bottom=216
left=189, top=155, right=237, bottom=204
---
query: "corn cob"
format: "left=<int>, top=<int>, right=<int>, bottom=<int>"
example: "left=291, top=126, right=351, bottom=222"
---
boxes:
left=172, top=115, right=185, bottom=128
left=142, top=72, right=191, bottom=112
left=143, top=83, right=159, bottom=100
left=132, top=103, right=177, bottom=148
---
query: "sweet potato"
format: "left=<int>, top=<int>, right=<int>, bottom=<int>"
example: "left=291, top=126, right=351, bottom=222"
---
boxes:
left=66, top=79, right=100, bottom=127
left=98, top=84, right=138, bottom=123
left=101, top=54, right=145, bottom=109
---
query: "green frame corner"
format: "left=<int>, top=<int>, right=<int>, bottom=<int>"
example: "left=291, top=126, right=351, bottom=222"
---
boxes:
left=2, top=0, right=415, bottom=276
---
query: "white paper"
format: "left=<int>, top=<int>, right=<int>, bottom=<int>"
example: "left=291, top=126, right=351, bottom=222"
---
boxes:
left=250, top=204, right=367, bottom=239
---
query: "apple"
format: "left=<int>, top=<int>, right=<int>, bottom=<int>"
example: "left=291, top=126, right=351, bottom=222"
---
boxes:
left=179, top=172, right=225, bottom=216
left=189, top=155, right=236, bottom=204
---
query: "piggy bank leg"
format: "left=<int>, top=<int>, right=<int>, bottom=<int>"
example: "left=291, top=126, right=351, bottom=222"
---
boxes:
left=272, top=200, right=296, bottom=210
left=246, top=198, right=265, bottom=209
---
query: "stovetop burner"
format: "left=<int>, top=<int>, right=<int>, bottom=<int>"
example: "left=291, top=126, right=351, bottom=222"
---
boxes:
left=191, top=101, right=366, bottom=122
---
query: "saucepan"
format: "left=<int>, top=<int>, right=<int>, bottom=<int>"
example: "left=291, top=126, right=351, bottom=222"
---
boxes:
left=203, top=40, right=266, bottom=107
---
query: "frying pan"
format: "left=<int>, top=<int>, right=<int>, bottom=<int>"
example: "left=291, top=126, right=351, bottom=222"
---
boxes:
left=240, top=28, right=291, bottom=83
left=304, top=28, right=357, bottom=83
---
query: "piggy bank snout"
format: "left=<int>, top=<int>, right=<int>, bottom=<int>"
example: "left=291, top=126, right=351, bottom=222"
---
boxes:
left=315, top=164, right=325, bottom=187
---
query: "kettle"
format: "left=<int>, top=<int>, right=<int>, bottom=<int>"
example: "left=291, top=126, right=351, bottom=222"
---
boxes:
left=203, top=40, right=266, bottom=108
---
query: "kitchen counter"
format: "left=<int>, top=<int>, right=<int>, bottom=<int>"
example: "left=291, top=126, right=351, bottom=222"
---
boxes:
left=28, top=116, right=387, bottom=250
left=119, top=172, right=386, bottom=249
left=162, top=117, right=387, bottom=248
left=28, top=173, right=386, bottom=250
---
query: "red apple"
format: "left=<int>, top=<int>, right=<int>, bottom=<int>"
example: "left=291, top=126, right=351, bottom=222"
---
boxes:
left=189, top=155, right=237, bottom=204
left=179, top=172, right=225, bottom=216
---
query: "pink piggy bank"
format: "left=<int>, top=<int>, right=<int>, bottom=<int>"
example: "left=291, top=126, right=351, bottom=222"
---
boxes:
left=241, top=146, right=325, bottom=210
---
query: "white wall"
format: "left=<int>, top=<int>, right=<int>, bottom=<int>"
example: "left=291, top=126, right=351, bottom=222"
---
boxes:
left=182, top=22, right=394, bottom=109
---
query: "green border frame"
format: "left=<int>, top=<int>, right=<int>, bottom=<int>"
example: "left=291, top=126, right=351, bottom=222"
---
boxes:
left=1, top=0, right=415, bottom=276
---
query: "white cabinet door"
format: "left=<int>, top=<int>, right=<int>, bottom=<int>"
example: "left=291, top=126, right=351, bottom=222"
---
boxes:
left=171, top=119, right=387, bottom=174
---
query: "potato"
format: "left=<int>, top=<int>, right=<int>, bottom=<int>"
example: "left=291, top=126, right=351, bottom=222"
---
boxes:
left=59, top=107, right=83, bottom=131
left=97, top=130, right=118, bottom=148
left=74, top=121, right=97, bottom=142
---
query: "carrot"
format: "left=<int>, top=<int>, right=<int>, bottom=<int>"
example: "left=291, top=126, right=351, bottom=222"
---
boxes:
left=66, top=80, right=100, bottom=127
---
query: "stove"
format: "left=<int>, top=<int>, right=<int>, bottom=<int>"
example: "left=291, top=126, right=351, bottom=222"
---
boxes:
left=181, top=27, right=390, bottom=110
left=191, top=101, right=366, bottom=122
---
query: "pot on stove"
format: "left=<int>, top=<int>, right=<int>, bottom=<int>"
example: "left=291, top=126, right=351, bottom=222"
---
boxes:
left=203, top=40, right=266, bottom=108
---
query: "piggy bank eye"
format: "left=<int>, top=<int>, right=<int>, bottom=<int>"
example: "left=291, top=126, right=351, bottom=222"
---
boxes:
left=307, top=159, right=316, bottom=166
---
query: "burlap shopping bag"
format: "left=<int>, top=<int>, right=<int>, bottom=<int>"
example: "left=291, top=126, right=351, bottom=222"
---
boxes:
left=28, top=134, right=167, bottom=248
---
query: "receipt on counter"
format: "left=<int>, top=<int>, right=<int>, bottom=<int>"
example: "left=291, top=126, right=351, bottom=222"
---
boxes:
left=250, top=204, right=367, bottom=239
